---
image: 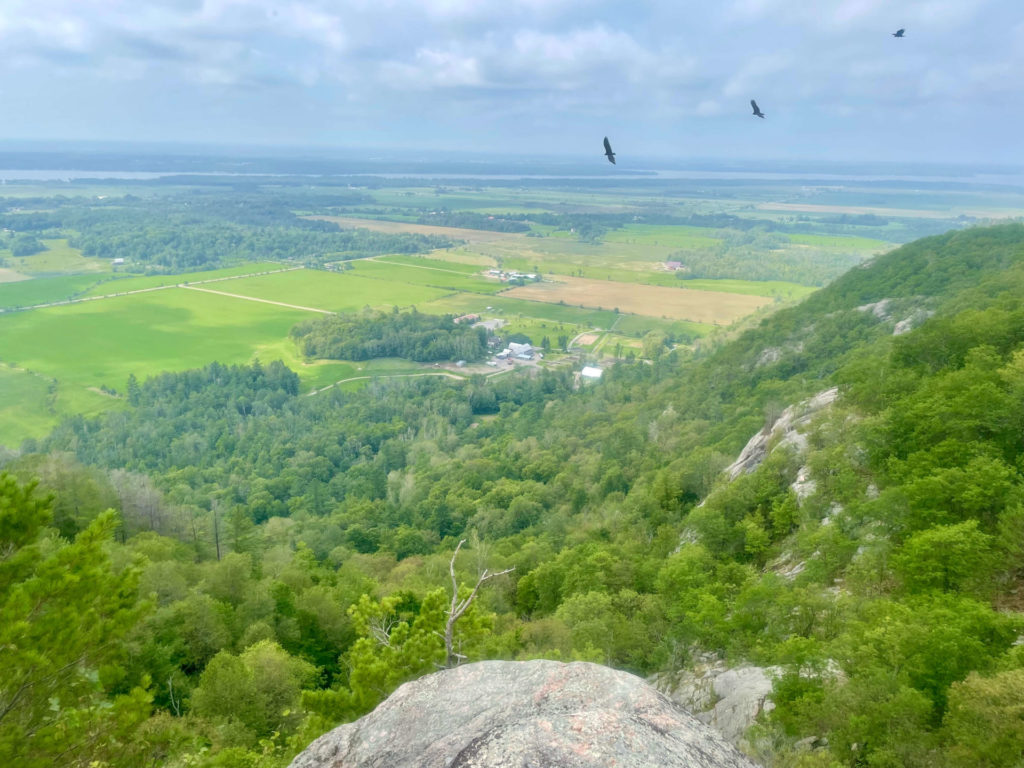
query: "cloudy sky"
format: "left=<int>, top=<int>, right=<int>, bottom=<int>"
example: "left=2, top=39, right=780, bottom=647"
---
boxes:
left=0, top=0, right=1020, bottom=163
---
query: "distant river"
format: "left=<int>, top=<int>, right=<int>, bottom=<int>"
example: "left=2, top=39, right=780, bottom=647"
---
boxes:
left=1, top=168, right=1023, bottom=187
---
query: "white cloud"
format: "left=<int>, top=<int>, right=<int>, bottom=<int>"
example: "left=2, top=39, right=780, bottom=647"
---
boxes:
left=0, top=0, right=1019, bottom=159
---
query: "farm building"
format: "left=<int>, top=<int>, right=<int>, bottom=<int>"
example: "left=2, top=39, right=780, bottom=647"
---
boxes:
left=581, top=366, right=603, bottom=380
left=508, top=342, right=533, bottom=358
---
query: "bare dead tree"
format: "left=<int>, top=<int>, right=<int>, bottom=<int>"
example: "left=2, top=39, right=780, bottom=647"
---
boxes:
left=443, top=539, right=514, bottom=668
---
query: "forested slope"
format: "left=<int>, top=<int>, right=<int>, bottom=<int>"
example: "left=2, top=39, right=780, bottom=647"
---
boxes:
left=4, top=224, right=1024, bottom=767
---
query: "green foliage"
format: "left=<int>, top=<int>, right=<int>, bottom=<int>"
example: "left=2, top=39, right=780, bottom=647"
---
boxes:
left=942, top=669, right=1024, bottom=768
left=0, top=474, right=153, bottom=768
left=7, top=223, right=1024, bottom=766
left=893, top=521, right=994, bottom=595
left=191, top=641, right=316, bottom=742
left=291, top=310, right=488, bottom=363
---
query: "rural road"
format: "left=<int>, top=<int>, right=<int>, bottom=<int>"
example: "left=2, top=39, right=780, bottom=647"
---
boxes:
left=370, top=258, right=484, bottom=277
left=307, top=370, right=465, bottom=396
left=2, top=266, right=303, bottom=313
left=180, top=284, right=333, bottom=314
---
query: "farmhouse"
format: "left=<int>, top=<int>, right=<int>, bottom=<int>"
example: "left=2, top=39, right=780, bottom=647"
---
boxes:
left=665, top=261, right=684, bottom=271
left=453, top=313, right=479, bottom=324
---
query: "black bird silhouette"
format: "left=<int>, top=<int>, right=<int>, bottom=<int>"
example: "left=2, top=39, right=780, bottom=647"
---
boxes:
left=603, top=136, right=616, bottom=164
left=750, top=99, right=765, bottom=118
left=892, top=28, right=905, bottom=37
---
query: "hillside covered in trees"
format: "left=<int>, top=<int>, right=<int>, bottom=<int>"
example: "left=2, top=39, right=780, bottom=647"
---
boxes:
left=5, top=224, right=1024, bottom=767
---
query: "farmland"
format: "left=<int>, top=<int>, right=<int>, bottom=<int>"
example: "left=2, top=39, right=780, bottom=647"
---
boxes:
left=504, top=275, right=772, bottom=324
left=207, top=268, right=453, bottom=313
left=6, top=162, right=999, bottom=449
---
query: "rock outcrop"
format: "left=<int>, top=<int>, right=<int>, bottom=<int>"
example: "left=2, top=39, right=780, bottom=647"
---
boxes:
left=655, top=662, right=777, bottom=749
left=289, top=660, right=760, bottom=768
left=724, top=387, right=838, bottom=479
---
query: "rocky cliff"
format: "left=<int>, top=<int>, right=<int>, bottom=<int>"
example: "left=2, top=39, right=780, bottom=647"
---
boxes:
left=289, top=659, right=759, bottom=768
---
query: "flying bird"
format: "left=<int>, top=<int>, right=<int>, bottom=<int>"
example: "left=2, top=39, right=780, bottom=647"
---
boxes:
left=892, top=28, right=905, bottom=37
left=603, top=136, right=616, bottom=164
left=750, top=100, right=765, bottom=119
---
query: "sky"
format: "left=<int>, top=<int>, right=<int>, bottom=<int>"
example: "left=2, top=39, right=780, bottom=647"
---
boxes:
left=0, top=0, right=1021, bottom=164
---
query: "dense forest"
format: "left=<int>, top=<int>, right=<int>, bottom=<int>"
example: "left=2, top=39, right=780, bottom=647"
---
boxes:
left=0, top=193, right=455, bottom=271
left=5, top=224, right=1024, bottom=767
left=290, top=310, right=490, bottom=364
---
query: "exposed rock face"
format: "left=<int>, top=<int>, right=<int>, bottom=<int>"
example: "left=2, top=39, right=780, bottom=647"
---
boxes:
left=655, top=663, right=777, bottom=749
left=290, top=660, right=760, bottom=768
left=725, top=387, right=838, bottom=479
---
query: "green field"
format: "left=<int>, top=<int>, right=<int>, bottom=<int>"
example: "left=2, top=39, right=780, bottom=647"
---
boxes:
left=371, top=254, right=488, bottom=274
left=4, top=239, right=111, bottom=274
left=78, top=262, right=287, bottom=297
left=351, top=259, right=504, bottom=294
left=786, top=233, right=893, bottom=250
left=602, top=224, right=722, bottom=249
left=418, top=293, right=619, bottom=329
left=0, top=367, right=56, bottom=446
left=612, top=314, right=716, bottom=339
left=0, top=364, right=123, bottom=447
left=671, top=278, right=817, bottom=300
left=0, top=288, right=310, bottom=396
left=209, top=269, right=452, bottom=312
left=0, top=273, right=111, bottom=310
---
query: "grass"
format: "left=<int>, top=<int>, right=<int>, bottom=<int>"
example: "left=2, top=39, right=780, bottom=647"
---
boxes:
left=612, top=314, right=716, bottom=339
left=351, top=259, right=505, bottom=294
left=209, top=269, right=452, bottom=313
left=602, top=224, right=722, bottom=249
left=6, top=239, right=112, bottom=274
left=78, top=262, right=287, bottom=297
left=0, top=288, right=311, bottom=395
left=0, top=273, right=111, bottom=310
left=0, top=366, right=55, bottom=446
left=786, top=233, right=893, bottom=250
left=672, top=278, right=818, bottom=300
left=371, top=254, right=487, bottom=274
left=0, top=364, right=123, bottom=449
left=418, top=293, right=619, bottom=329
left=505, top=276, right=771, bottom=324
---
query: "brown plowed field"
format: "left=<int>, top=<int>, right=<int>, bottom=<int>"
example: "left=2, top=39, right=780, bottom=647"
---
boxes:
left=504, top=276, right=771, bottom=324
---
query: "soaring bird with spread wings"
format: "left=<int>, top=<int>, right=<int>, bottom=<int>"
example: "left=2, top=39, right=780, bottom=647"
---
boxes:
left=892, top=28, right=905, bottom=37
left=751, top=100, right=765, bottom=119
left=603, top=136, right=616, bottom=164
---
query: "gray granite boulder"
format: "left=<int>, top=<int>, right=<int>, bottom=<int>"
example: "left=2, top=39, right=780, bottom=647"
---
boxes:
left=289, top=659, right=759, bottom=768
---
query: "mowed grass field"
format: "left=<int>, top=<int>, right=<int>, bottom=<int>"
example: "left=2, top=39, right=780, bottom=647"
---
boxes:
left=351, top=259, right=504, bottom=294
left=4, top=239, right=111, bottom=274
left=208, top=269, right=452, bottom=312
left=0, top=288, right=311, bottom=396
left=0, top=273, right=110, bottom=309
left=602, top=224, right=722, bottom=249
left=505, top=276, right=772, bottom=324
left=78, top=262, right=287, bottom=297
